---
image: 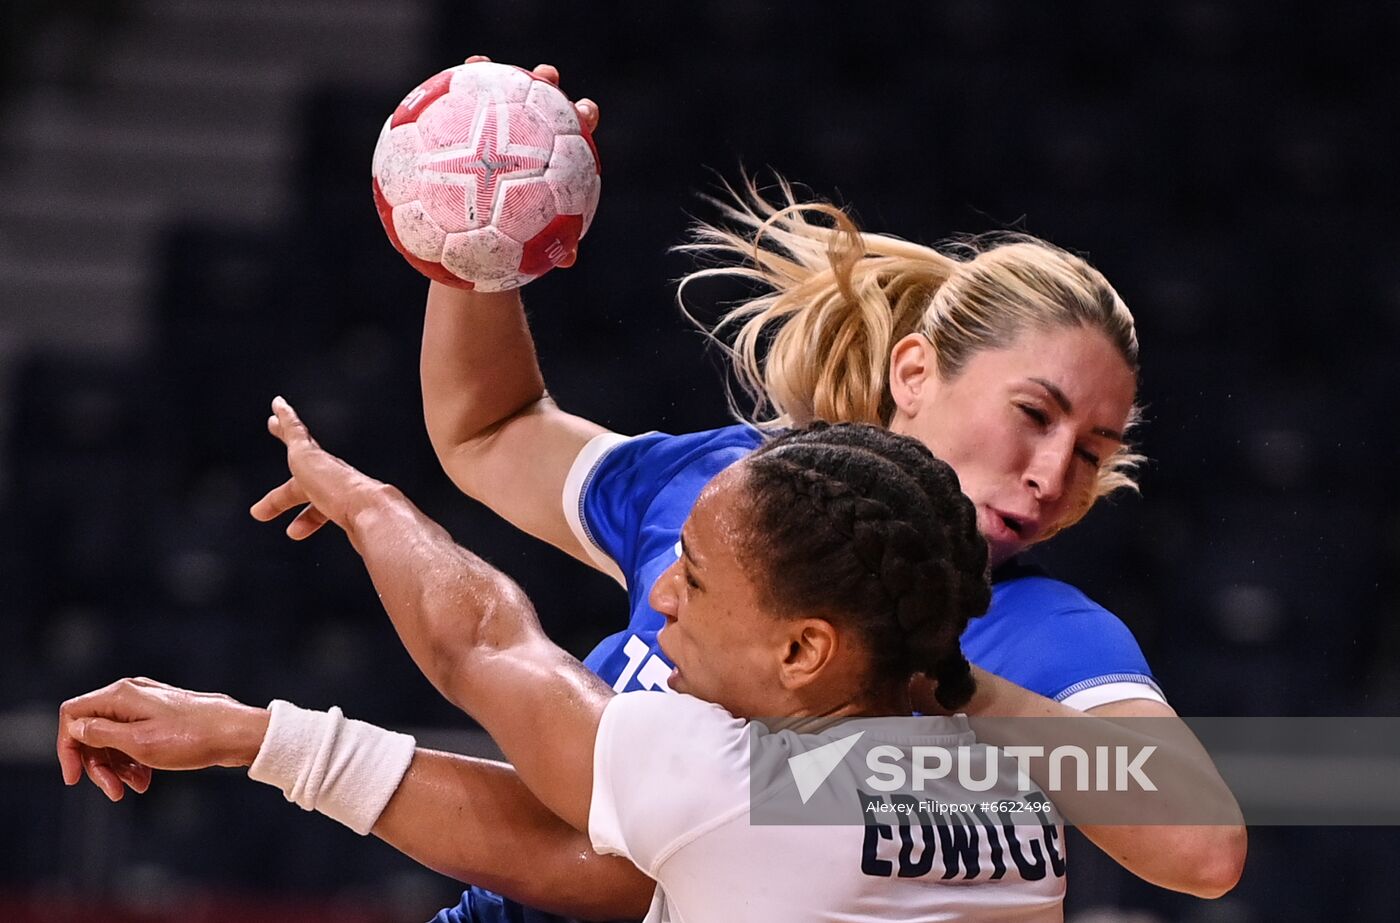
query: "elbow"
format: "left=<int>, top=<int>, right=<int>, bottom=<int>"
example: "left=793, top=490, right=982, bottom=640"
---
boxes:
left=1187, top=824, right=1248, bottom=898
left=426, top=396, right=552, bottom=498
left=524, top=853, right=655, bottom=921
left=425, top=429, right=490, bottom=500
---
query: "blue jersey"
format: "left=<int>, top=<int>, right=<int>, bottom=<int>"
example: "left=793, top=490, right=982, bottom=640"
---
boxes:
left=437, top=424, right=1163, bottom=923
left=573, top=424, right=1163, bottom=708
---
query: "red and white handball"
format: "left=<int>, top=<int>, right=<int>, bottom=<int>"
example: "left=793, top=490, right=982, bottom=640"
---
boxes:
left=372, top=61, right=601, bottom=292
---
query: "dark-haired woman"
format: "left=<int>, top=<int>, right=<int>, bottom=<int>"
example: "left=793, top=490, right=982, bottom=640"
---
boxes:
left=60, top=405, right=1073, bottom=921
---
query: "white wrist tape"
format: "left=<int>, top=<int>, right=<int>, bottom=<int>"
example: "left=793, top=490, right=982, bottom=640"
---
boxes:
left=248, top=699, right=417, bottom=835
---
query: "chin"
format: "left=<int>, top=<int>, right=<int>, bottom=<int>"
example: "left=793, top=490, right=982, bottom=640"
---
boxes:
left=986, top=542, right=1018, bottom=570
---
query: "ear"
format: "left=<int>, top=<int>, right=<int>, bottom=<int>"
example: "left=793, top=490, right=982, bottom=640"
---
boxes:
left=888, top=333, right=938, bottom=417
left=778, top=619, right=840, bottom=691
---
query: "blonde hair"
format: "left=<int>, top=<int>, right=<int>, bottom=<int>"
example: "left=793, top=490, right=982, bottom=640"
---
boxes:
left=677, top=176, right=1144, bottom=501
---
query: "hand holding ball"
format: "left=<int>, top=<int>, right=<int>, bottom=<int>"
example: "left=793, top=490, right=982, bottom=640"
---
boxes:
left=372, top=61, right=601, bottom=291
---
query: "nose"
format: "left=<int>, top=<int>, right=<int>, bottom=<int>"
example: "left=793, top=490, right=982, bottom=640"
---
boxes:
left=649, top=559, right=682, bottom=620
left=1023, top=435, right=1074, bottom=504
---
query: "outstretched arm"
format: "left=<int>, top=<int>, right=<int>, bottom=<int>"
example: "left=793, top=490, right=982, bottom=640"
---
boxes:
left=419, top=58, right=614, bottom=571
left=56, top=679, right=652, bottom=920
left=252, top=397, right=607, bottom=832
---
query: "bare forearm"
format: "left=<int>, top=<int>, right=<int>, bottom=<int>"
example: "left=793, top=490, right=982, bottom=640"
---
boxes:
left=956, top=669, right=1246, bottom=897
left=420, top=284, right=546, bottom=466
left=417, top=284, right=607, bottom=561
left=340, top=485, right=608, bottom=828
left=374, top=749, right=652, bottom=920
left=341, top=484, right=540, bottom=709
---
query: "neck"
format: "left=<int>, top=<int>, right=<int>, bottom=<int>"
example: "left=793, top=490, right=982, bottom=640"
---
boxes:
left=778, top=685, right=911, bottom=725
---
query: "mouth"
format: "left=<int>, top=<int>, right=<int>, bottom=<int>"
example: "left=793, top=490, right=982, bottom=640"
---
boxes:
left=657, top=627, right=680, bottom=672
left=982, top=506, right=1036, bottom=544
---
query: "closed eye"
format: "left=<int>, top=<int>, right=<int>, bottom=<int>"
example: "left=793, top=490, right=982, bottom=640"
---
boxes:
left=1017, top=404, right=1050, bottom=427
left=1022, top=403, right=1101, bottom=468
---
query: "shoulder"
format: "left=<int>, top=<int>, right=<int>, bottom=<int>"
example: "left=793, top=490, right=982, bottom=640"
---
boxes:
left=993, top=570, right=1113, bottom=619
left=595, top=423, right=765, bottom=478
left=590, top=692, right=751, bottom=872
left=964, top=567, right=1165, bottom=709
left=598, top=690, right=749, bottom=759
left=573, top=423, right=764, bottom=503
left=568, top=424, right=766, bottom=580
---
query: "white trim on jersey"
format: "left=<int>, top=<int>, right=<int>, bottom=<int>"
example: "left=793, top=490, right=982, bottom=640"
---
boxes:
left=1059, top=679, right=1168, bottom=712
left=561, top=431, right=632, bottom=587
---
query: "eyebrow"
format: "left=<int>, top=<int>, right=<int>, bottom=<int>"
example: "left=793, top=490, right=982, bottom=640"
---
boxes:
left=680, top=533, right=703, bottom=578
left=1027, top=377, right=1125, bottom=442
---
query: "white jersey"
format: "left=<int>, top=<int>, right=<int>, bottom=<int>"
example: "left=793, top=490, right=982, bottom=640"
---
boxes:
left=589, top=693, right=1066, bottom=923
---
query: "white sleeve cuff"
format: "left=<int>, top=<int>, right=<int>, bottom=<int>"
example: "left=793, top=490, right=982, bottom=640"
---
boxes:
left=248, top=700, right=417, bottom=835
left=1059, top=680, right=1168, bottom=712
left=561, top=431, right=632, bottom=587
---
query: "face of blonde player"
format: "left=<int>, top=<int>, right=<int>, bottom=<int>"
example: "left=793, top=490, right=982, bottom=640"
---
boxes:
left=650, top=465, right=802, bottom=718
left=889, top=325, right=1136, bottom=569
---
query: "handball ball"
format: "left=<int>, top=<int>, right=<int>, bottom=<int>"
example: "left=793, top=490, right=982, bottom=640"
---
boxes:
left=372, top=61, right=601, bottom=292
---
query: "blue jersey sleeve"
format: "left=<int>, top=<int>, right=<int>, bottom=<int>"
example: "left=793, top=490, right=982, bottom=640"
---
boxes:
left=964, top=575, right=1166, bottom=709
left=572, top=425, right=764, bottom=588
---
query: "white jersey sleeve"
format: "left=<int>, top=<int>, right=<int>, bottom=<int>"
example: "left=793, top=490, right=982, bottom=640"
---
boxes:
left=589, top=691, right=750, bottom=875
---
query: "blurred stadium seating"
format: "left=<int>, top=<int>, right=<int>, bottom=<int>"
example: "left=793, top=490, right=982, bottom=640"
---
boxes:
left=1, top=1, right=1396, bottom=919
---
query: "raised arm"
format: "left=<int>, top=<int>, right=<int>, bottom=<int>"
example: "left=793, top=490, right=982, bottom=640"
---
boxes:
left=252, top=397, right=607, bottom=831
left=421, top=284, right=608, bottom=566
left=56, top=679, right=652, bottom=920
left=417, top=59, right=616, bottom=572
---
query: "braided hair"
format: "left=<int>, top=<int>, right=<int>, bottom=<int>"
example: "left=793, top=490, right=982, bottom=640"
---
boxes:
left=740, top=422, right=990, bottom=710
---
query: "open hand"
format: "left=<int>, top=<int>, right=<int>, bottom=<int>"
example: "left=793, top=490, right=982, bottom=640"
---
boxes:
left=250, top=397, right=385, bottom=540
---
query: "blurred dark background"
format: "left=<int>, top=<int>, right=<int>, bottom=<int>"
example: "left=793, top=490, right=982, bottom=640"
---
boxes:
left=1, top=0, right=1396, bottom=920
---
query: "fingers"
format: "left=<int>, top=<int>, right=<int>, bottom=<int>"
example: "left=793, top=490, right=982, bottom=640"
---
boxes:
left=112, top=753, right=153, bottom=793
left=251, top=477, right=309, bottom=522
left=459, top=58, right=595, bottom=133
left=69, top=716, right=139, bottom=754
left=286, top=504, right=329, bottom=541
left=575, top=98, right=599, bottom=134
left=57, top=724, right=83, bottom=786
left=57, top=679, right=134, bottom=784
left=268, top=396, right=311, bottom=446
left=68, top=719, right=157, bottom=798
left=82, top=748, right=126, bottom=801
